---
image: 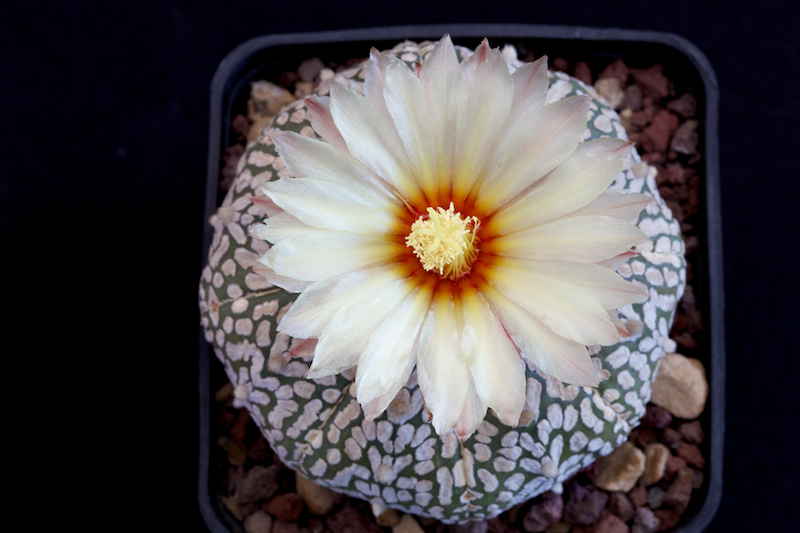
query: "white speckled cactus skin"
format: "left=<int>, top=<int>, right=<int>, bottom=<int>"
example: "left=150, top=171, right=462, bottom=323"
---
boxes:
left=198, top=40, right=687, bottom=523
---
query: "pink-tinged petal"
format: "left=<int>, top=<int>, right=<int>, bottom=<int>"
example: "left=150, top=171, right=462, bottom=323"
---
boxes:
left=270, top=130, right=399, bottom=206
left=356, top=277, right=434, bottom=409
left=266, top=232, right=405, bottom=281
left=278, top=263, right=411, bottom=339
left=417, top=288, right=469, bottom=436
left=251, top=195, right=283, bottom=217
left=418, top=35, right=462, bottom=198
left=477, top=262, right=620, bottom=346
left=454, top=376, right=487, bottom=442
left=477, top=280, right=599, bottom=387
left=494, top=256, right=649, bottom=310
left=307, top=273, right=422, bottom=378
left=384, top=58, right=439, bottom=203
left=304, top=95, right=348, bottom=150
left=484, top=215, right=649, bottom=263
left=509, top=56, right=549, bottom=116
left=460, top=285, right=526, bottom=429
left=608, top=311, right=631, bottom=339
left=473, top=95, right=591, bottom=215
left=251, top=212, right=316, bottom=244
left=364, top=48, right=392, bottom=110
left=329, top=82, right=425, bottom=207
left=252, top=262, right=311, bottom=293
left=289, top=337, right=318, bottom=358
left=451, top=46, right=514, bottom=204
left=486, top=138, right=634, bottom=235
left=262, top=177, right=404, bottom=234
left=568, top=190, right=654, bottom=223
left=459, top=38, right=491, bottom=79
left=597, top=250, right=638, bottom=270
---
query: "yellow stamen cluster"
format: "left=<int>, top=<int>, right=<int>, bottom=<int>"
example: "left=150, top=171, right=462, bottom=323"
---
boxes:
left=406, top=203, right=480, bottom=280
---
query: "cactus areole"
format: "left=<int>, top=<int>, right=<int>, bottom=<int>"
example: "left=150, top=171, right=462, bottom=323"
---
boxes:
left=199, top=36, right=687, bottom=523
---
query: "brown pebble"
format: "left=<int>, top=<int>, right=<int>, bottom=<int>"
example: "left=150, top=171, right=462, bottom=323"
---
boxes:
left=551, top=57, right=568, bottom=72
left=623, top=84, right=644, bottom=112
left=678, top=421, right=704, bottom=444
left=647, top=486, right=664, bottom=509
left=691, top=469, right=706, bottom=489
left=632, top=507, right=660, bottom=533
left=666, top=93, right=697, bottom=118
left=223, top=494, right=245, bottom=521
left=263, top=493, right=305, bottom=522
left=663, top=468, right=693, bottom=515
left=573, top=61, right=592, bottom=85
left=327, top=505, right=382, bottom=533
left=523, top=491, right=563, bottom=532
left=228, top=439, right=247, bottom=466
left=676, top=443, right=705, bottom=469
left=244, top=510, right=273, bottom=533
left=230, top=408, right=251, bottom=444
left=563, top=481, right=608, bottom=525
left=653, top=509, right=680, bottom=532
left=631, top=427, right=655, bottom=448
left=641, top=110, right=680, bottom=153
left=599, top=58, right=630, bottom=85
left=642, top=443, right=671, bottom=486
left=237, top=465, right=281, bottom=508
left=376, top=508, right=400, bottom=527
left=628, top=485, right=647, bottom=508
left=640, top=406, right=673, bottom=429
left=670, top=123, right=699, bottom=155
left=297, top=57, right=325, bottom=81
left=661, top=428, right=683, bottom=449
left=664, top=456, right=688, bottom=480
left=594, top=512, right=630, bottom=533
left=630, top=65, right=670, bottom=101
left=609, top=492, right=635, bottom=522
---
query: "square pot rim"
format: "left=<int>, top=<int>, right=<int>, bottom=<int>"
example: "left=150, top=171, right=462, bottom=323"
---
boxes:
left=199, top=23, right=724, bottom=533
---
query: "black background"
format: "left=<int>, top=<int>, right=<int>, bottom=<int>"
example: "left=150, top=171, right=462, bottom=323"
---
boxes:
left=2, top=1, right=798, bottom=531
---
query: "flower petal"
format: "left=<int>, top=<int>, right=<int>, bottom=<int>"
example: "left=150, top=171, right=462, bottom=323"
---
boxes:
left=307, top=273, right=422, bottom=378
left=477, top=262, right=621, bottom=346
left=568, top=190, right=654, bottom=223
left=473, top=95, right=591, bottom=215
left=262, top=177, right=404, bottom=234
left=485, top=138, right=634, bottom=235
left=460, top=285, right=526, bottom=428
left=483, top=215, right=649, bottom=263
left=331, top=78, right=425, bottom=207
left=304, top=95, right=348, bottom=150
left=384, top=58, right=439, bottom=204
left=251, top=212, right=316, bottom=244
left=492, top=256, right=649, bottom=310
left=356, top=277, right=434, bottom=408
left=509, top=56, right=549, bottom=116
left=252, top=261, right=311, bottom=293
left=266, top=232, right=404, bottom=281
left=454, top=375, right=487, bottom=442
left=417, top=287, right=469, bottom=436
left=451, top=46, right=514, bottom=205
left=477, top=281, right=599, bottom=387
left=608, top=311, right=631, bottom=339
left=278, top=263, right=412, bottom=339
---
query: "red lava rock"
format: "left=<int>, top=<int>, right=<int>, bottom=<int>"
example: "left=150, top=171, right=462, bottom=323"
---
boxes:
left=599, top=58, right=630, bottom=85
left=573, top=61, right=593, bottom=85
left=564, top=482, right=609, bottom=525
left=263, top=493, right=305, bottom=522
left=232, top=114, right=250, bottom=140
left=551, top=57, right=569, bottom=72
left=219, top=408, right=237, bottom=430
left=629, top=99, right=657, bottom=130
left=297, top=57, right=325, bottom=81
left=666, top=93, right=697, bottom=118
left=487, top=516, right=513, bottom=533
left=678, top=421, right=705, bottom=444
left=653, top=509, right=680, bottom=532
left=647, top=486, right=665, bottom=509
left=663, top=468, right=693, bottom=515
left=630, top=65, right=670, bottom=101
left=691, top=469, right=706, bottom=489
left=624, top=84, right=644, bottom=112
left=674, top=331, right=699, bottom=349
left=632, top=507, right=660, bottom=533
left=522, top=491, right=563, bottom=532
left=628, top=485, right=647, bottom=509
left=641, top=152, right=663, bottom=165
left=571, top=527, right=593, bottom=533
left=582, top=458, right=602, bottom=481
left=640, top=406, right=673, bottom=429
left=450, top=521, right=489, bottom=533
left=326, top=505, right=382, bottom=533
left=221, top=144, right=246, bottom=190
left=237, top=465, right=281, bottom=508
left=641, top=110, right=680, bottom=153
left=272, top=521, right=301, bottom=533
left=594, top=512, right=630, bottom=533
left=247, top=434, right=270, bottom=462
left=632, top=427, right=655, bottom=449
left=609, top=492, right=635, bottom=522
left=661, top=428, right=683, bottom=450
left=676, top=443, right=705, bottom=469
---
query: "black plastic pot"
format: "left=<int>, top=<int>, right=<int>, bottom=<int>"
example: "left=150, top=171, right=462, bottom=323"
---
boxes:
left=199, top=24, right=723, bottom=533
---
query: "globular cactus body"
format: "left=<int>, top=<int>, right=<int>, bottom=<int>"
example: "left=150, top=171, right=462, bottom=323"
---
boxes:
left=199, top=40, right=686, bottom=523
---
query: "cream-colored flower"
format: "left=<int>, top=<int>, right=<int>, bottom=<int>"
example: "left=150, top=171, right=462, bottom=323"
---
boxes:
left=252, top=36, right=651, bottom=441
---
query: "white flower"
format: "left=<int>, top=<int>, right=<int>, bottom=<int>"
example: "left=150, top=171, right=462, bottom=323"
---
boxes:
left=252, top=36, right=651, bottom=441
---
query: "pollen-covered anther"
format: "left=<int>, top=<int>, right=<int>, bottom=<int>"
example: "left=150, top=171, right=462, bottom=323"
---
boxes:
left=405, top=202, right=480, bottom=280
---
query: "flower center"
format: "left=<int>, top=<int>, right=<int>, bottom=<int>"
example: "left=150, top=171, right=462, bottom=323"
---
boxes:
left=405, top=203, right=480, bottom=280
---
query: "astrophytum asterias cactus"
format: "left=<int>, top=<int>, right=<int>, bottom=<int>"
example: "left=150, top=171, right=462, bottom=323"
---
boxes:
left=199, top=38, right=687, bottom=523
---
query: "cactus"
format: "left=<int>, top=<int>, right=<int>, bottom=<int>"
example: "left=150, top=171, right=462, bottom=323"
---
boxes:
left=198, top=39, right=686, bottom=523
